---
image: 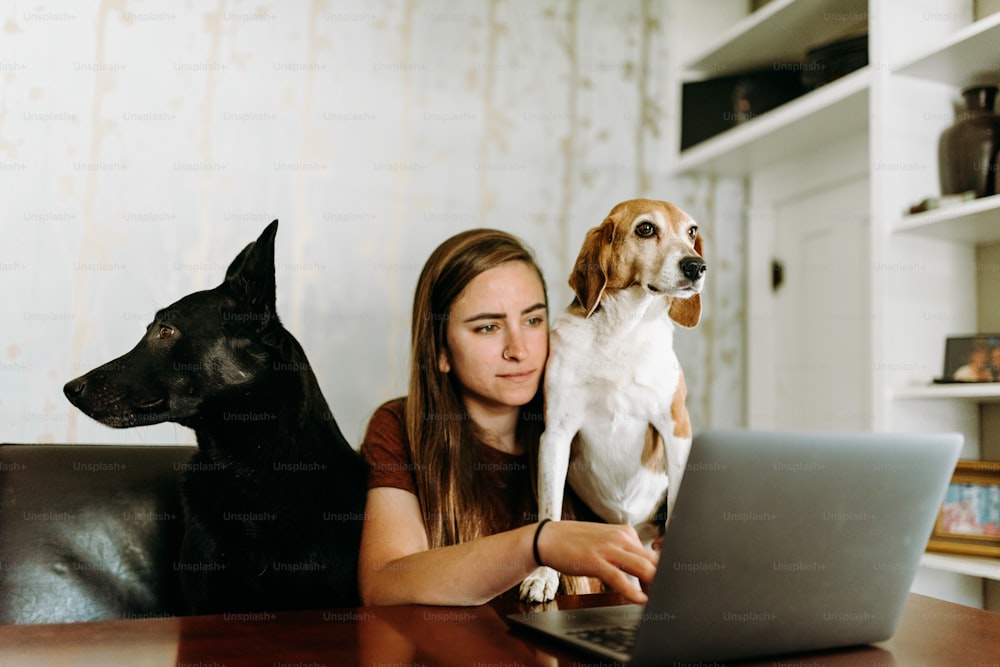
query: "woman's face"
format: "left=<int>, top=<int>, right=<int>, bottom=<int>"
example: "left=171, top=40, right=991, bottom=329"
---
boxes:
left=439, top=261, right=548, bottom=414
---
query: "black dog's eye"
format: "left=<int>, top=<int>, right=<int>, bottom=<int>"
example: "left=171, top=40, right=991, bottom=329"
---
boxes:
left=158, top=325, right=176, bottom=340
left=635, top=221, right=656, bottom=238
left=688, top=225, right=698, bottom=242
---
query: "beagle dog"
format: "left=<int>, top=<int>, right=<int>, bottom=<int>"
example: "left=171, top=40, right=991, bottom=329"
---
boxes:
left=520, top=198, right=706, bottom=603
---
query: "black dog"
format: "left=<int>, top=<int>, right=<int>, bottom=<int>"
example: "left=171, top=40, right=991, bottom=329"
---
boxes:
left=64, top=221, right=368, bottom=614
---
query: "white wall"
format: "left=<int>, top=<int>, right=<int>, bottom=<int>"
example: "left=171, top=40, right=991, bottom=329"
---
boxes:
left=1, top=0, right=743, bottom=447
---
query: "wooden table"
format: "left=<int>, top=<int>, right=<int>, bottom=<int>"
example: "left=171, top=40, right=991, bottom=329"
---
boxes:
left=0, top=592, right=997, bottom=666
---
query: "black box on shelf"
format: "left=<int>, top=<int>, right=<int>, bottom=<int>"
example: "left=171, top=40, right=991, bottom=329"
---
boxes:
left=681, top=68, right=809, bottom=151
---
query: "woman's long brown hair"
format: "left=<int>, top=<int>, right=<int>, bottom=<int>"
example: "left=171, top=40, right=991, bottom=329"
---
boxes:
left=407, top=229, right=546, bottom=549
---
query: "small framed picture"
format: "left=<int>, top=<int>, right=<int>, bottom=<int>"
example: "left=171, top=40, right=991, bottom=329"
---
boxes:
left=940, top=335, right=1000, bottom=383
left=927, top=460, right=1000, bottom=557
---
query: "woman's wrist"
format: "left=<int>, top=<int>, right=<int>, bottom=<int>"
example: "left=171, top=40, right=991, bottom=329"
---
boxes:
left=532, top=519, right=551, bottom=566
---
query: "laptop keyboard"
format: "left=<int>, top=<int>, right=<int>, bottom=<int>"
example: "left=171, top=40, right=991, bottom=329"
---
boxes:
left=567, top=623, right=639, bottom=655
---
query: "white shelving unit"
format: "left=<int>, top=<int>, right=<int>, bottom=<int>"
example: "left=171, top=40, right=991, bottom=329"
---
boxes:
left=667, top=0, right=1000, bottom=611
left=895, top=11, right=1000, bottom=87
left=894, top=194, right=1000, bottom=243
left=921, top=552, right=1000, bottom=581
left=895, top=383, right=1000, bottom=402
left=673, top=67, right=871, bottom=176
left=684, top=0, right=868, bottom=74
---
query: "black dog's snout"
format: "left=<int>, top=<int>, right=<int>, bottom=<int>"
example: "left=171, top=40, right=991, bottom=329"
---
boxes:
left=64, top=377, right=87, bottom=402
left=680, top=256, right=707, bottom=282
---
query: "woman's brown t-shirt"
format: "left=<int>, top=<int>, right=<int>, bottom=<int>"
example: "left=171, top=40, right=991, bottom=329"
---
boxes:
left=359, top=397, right=536, bottom=535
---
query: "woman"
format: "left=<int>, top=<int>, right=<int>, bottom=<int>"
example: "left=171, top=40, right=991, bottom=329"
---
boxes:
left=358, top=228, right=656, bottom=606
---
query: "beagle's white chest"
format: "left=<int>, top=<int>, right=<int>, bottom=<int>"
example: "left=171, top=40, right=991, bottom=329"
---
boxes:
left=548, top=309, right=681, bottom=525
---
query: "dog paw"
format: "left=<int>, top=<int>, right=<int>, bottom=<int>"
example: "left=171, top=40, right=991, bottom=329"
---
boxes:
left=519, top=566, right=560, bottom=603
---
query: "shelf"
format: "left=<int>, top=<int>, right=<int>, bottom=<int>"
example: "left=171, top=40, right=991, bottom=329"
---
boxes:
left=672, top=67, right=870, bottom=177
left=684, top=0, right=868, bottom=75
left=674, top=0, right=1000, bottom=609
left=920, top=551, right=1000, bottom=581
left=894, top=383, right=1000, bottom=402
left=894, top=194, right=1000, bottom=244
left=896, top=12, right=1000, bottom=88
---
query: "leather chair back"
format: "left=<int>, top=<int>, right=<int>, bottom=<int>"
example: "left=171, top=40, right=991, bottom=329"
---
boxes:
left=0, top=444, right=196, bottom=624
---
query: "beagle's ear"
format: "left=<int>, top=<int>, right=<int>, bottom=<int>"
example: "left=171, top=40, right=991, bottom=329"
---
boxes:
left=569, top=219, right=615, bottom=318
left=669, top=294, right=701, bottom=328
left=669, top=227, right=704, bottom=327
left=692, top=228, right=703, bottom=258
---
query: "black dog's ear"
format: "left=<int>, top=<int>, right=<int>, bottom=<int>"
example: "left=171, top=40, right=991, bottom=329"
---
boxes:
left=224, top=220, right=279, bottom=330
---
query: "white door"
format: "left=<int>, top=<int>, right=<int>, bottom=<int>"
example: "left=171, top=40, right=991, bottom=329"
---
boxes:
left=770, top=177, right=870, bottom=430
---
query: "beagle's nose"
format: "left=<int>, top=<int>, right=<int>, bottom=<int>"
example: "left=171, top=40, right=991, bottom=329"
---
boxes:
left=680, top=257, right=707, bottom=282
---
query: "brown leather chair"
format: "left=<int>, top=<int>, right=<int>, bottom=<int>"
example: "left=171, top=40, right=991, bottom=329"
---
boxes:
left=0, top=444, right=197, bottom=624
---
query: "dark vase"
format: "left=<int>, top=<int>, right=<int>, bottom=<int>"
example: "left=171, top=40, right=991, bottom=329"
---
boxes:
left=938, top=85, right=1000, bottom=198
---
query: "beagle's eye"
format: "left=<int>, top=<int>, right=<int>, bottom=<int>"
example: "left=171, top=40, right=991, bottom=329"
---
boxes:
left=157, top=325, right=176, bottom=340
left=635, top=221, right=656, bottom=238
left=688, top=225, right=698, bottom=241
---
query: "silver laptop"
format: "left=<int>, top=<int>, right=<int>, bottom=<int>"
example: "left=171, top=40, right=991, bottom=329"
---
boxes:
left=508, top=429, right=962, bottom=665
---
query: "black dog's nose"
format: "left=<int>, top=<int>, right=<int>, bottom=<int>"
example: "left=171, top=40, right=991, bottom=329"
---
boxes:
left=680, top=256, right=707, bottom=282
left=64, top=377, right=87, bottom=402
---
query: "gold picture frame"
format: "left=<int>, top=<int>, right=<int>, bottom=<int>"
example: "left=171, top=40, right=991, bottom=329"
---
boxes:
left=927, top=460, right=1000, bottom=558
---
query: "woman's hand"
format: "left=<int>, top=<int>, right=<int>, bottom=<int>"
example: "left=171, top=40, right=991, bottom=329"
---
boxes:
left=534, top=520, right=658, bottom=604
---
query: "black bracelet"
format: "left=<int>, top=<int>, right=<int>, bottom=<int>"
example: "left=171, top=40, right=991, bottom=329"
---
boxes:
left=532, top=518, right=551, bottom=567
